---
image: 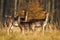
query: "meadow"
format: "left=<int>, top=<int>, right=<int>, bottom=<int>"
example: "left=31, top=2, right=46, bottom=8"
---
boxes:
left=0, top=27, right=60, bottom=40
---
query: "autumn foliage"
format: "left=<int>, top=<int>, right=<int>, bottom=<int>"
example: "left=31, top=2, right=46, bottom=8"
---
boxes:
left=18, top=0, right=45, bottom=21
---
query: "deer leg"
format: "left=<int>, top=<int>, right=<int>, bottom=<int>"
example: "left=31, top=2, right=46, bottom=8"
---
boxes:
left=31, top=23, right=35, bottom=32
left=42, top=22, right=47, bottom=34
left=22, top=25, right=25, bottom=34
left=7, top=23, right=13, bottom=35
left=19, top=24, right=25, bottom=34
left=19, top=24, right=23, bottom=33
left=26, top=24, right=30, bottom=33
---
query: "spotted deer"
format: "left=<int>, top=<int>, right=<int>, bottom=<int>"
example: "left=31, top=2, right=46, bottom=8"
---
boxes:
left=42, top=11, right=57, bottom=34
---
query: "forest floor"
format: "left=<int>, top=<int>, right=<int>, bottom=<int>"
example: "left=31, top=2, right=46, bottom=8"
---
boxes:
left=0, top=27, right=60, bottom=40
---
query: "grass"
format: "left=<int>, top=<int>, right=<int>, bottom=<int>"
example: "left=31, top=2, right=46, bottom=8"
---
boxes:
left=0, top=28, right=60, bottom=40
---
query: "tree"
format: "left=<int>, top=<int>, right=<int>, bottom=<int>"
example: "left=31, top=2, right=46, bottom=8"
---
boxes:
left=0, top=0, right=4, bottom=27
left=14, top=0, right=17, bottom=17
left=0, top=0, right=4, bottom=18
left=17, top=0, right=46, bottom=21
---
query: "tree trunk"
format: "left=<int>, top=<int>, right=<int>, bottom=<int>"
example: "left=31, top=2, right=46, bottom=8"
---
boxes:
left=25, top=11, right=28, bottom=22
left=0, top=0, right=4, bottom=28
left=0, top=0, right=4, bottom=20
left=57, top=0, right=60, bottom=28
left=50, top=0, right=55, bottom=23
left=14, top=0, right=17, bottom=17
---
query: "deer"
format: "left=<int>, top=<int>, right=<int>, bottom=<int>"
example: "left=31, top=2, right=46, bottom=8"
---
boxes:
left=42, top=11, right=57, bottom=34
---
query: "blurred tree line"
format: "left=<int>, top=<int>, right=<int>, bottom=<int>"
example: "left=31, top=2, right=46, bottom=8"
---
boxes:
left=0, top=0, right=60, bottom=28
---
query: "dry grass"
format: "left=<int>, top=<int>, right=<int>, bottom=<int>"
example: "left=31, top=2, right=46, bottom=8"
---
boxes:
left=0, top=27, right=60, bottom=40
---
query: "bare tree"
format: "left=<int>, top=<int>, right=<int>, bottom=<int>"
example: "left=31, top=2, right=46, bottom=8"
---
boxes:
left=50, top=0, right=55, bottom=23
left=0, top=0, right=4, bottom=18
left=14, top=0, right=17, bottom=17
left=0, top=0, right=4, bottom=28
